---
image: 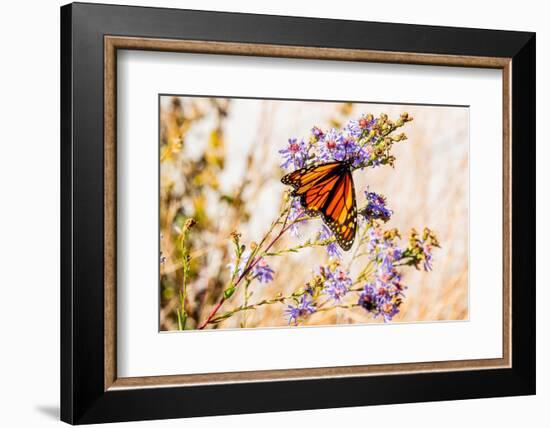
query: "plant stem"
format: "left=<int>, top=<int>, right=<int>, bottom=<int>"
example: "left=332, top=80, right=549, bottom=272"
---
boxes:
left=210, top=291, right=305, bottom=324
left=199, top=296, right=226, bottom=329
left=176, top=226, right=191, bottom=330
left=264, top=238, right=333, bottom=257
left=241, top=279, right=252, bottom=328
left=315, top=303, right=360, bottom=314
left=347, top=223, right=369, bottom=270
left=198, top=205, right=293, bottom=329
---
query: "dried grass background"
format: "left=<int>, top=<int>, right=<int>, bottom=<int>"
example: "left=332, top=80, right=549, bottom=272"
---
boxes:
left=159, top=96, right=468, bottom=330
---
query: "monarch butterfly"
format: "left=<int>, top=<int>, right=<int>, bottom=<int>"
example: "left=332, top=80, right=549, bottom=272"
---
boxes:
left=281, top=161, right=357, bottom=250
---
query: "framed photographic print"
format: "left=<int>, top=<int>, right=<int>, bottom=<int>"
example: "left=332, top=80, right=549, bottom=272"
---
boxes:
left=60, top=2, right=536, bottom=424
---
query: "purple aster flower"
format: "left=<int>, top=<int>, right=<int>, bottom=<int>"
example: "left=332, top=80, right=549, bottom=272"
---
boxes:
left=322, top=268, right=352, bottom=302
left=359, top=223, right=407, bottom=321
left=361, top=189, right=393, bottom=222
left=252, top=258, right=275, bottom=283
left=318, top=128, right=345, bottom=161
left=311, top=126, right=325, bottom=140
left=285, top=294, right=316, bottom=325
left=289, top=198, right=306, bottom=238
left=289, top=223, right=300, bottom=238
left=339, top=117, right=381, bottom=167
left=350, top=146, right=371, bottom=168
left=329, top=137, right=361, bottom=163
left=322, top=129, right=369, bottom=166
left=379, top=301, right=400, bottom=320
left=405, top=228, right=439, bottom=271
left=366, top=291, right=400, bottom=321
left=358, top=275, right=402, bottom=322
left=358, top=116, right=377, bottom=131
left=364, top=226, right=383, bottom=254
left=228, top=253, right=275, bottom=283
left=227, top=251, right=251, bottom=279
left=326, top=242, right=342, bottom=259
left=318, top=225, right=342, bottom=259
left=279, top=138, right=308, bottom=170
left=420, top=240, right=434, bottom=271
left=344, top=119, right=363, bottom=139
left=375, top=263, right=403, bottom=290
left=365, top=226, right=402, bottom=268
left=358, top=285, right=377, bottom=311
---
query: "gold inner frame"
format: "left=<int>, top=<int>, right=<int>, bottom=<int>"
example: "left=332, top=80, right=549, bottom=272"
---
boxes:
left=104, top=35, right=512, bottom=391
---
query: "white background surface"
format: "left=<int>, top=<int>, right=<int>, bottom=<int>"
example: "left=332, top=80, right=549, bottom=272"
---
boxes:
left=0, top=0, right=546, bottom=427
left=118, top=51, right=502, bottom=377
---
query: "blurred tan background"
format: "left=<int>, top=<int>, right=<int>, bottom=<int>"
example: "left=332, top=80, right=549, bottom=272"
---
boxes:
left=159, top=96, right=468, bottom=330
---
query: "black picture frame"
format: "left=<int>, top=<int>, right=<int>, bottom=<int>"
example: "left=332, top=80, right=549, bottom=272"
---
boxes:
left=61, top=2, right=535, bottom=424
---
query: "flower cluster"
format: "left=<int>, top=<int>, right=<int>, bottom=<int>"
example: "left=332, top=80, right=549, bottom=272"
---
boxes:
left=403, top=228, right=440, bottom=271
left=279, top=112, right=412, bottom=172
left=253, top=258, right=275, bottom=283
left=358, top=226, right=405, bottom=321
left=285, top=294, right=317, bottom=325
left=361, top=189, right=393, bottom=223
left=365, top=227, right=403, bottom=270
left=322, top=266, right=353, bottom=302
left=285, top=221, right=442, bottom=324
left=283, top=214, right=439, bottom=323
left=227, top=251, right=275, bottom=284
left=283, top=263, right=353, bottom=324
left=278, top=137, right=308, bottom=170
left=358, top=278, right=402, bottom=322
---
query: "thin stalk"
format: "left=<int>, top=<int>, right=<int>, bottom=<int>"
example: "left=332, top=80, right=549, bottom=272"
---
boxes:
left=198, top=204, right=294, bottom=329
left=241, top=278, right=252, bottom=328
left=176, top=224, right=192, bottom=330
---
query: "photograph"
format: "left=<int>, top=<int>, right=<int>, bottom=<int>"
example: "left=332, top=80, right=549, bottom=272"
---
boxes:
left=159, top=95, right=469, bottom=331
left=0, top=0, right=540, bottom=426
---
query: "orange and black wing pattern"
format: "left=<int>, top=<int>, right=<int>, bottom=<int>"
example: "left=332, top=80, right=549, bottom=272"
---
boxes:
left=281, top=162, right=357, bottom=250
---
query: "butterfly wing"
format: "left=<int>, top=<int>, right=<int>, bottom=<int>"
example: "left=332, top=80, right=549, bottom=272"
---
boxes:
left=282, top=162, right=341, bottom=214
left=319, top=168, right=357, bottom=251
left=281, top=162, right=357, bottom=250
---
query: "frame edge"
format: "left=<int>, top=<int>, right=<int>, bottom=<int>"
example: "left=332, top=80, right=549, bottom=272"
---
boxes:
left=510, top=32, right=536, bottom=394
left=60, top=2, right=74, bottom=425
left=63, top=3, right=536, bottom=423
